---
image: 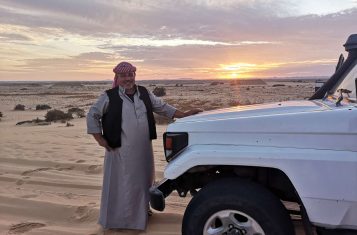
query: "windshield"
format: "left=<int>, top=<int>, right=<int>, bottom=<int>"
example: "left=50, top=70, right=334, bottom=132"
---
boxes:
left=331, top=60, right=357, bottom=101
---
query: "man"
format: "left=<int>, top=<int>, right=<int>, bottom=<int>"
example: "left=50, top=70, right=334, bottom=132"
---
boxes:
left=86, top=62, right=202, bottom=231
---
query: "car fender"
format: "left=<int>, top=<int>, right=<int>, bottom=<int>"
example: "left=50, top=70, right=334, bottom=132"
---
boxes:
left=164, top=144, right=357, bottom=228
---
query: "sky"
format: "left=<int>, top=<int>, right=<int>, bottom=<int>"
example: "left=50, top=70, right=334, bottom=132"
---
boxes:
left=0, top=0, right=356, bottom=81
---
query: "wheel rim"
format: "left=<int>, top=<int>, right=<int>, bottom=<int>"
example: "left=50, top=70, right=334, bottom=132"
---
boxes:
left=203, top=209, right=265, bottom=235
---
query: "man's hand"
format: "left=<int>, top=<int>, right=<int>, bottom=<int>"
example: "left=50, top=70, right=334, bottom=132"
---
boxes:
left=92, top=133, right=113, bottom=151
left=185, top=108, right=203, bottom=116
left=173, top=108, right=203, bottom=118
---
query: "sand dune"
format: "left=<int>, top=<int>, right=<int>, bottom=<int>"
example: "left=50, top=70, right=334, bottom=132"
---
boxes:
left=0, top=107, right=186, bottom=235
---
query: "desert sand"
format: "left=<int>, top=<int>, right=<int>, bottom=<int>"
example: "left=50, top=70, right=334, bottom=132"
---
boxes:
left=0, top=79, right=316, bottom=234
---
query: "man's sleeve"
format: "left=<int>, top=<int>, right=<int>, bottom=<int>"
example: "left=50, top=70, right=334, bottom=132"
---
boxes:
left=86, top=92, right=109, bottom=134
left=148, top=91, right=176, bottom=119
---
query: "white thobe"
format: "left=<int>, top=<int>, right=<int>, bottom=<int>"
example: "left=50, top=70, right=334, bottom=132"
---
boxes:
left=86, top=85, right=176, bottom=230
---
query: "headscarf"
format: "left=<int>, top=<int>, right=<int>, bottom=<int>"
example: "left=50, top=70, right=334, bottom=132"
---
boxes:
left=112, top=62, right=137, bottom=88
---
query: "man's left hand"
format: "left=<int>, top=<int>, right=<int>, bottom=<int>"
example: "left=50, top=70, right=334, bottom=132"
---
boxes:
left=185, top=108, right=203, bottom=117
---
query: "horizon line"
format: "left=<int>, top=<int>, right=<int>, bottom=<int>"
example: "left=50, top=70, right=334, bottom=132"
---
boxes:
left=0, top=76, right=330, bottom=83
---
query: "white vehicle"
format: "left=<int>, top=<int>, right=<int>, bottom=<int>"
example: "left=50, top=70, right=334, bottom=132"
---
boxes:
left=150, top=34, right=357, bottom=235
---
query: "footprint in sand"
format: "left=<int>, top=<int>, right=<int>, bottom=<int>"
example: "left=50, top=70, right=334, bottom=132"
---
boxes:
left=21, top=167, right=52, bottom=176
left=72, top=206, right=91, bottom=222
left=8, top=222, right=46, bottom=234
left=60, top=192, right=76, bottom=199
left=75, top=147, right=86, bottom=152
left=20, top=194, right=38, bottom=199
left=86, top=165, right=103, bottom=174
left=56, top=166, right=75, bottom=171
left=16, top=180, right=24, bottom=186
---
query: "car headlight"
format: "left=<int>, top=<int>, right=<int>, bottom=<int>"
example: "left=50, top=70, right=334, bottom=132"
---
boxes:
left=163, top=132, right=188, bottom=162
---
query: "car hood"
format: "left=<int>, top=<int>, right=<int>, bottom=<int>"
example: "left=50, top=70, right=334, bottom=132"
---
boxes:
left=168, top=100, right=357, bottom=152
left=175, top=100, right=327, bottom=123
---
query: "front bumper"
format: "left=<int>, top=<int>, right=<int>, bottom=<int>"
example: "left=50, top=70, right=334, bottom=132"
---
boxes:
left=149, top=178, right=173, bottom=211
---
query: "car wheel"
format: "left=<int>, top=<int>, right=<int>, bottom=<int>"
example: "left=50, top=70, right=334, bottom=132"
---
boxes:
left=182, top=178, right=295, bottom=235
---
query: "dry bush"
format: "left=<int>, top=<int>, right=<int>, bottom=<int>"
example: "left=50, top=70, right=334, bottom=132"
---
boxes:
left=68, top=107, right=85, bottom=118
left=228, top=100, right=241, bottom=106
left=0, top=111, right=2, bottom=118
left=66, top=122, right=74, bottom=127
left=36, top=104, right=52, bottom=110
left=240, top=99, right=252, bottom=105
left=272, top=84, right=285, bottom=87
left=45, top=109, right=73, bottom=122
left=153, top=87, right=166, bottom=97
left=210, top=82, right=220, bottom=86
left=14, top=104, right=25, bottom=111
left=16, top=118, right=50, bottom=126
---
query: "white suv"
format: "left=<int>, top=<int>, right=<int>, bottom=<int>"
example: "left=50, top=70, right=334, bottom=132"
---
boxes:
left=150, top=34, right=357, bottom=235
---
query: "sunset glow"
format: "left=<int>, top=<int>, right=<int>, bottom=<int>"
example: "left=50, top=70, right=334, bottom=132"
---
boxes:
left=0, top=1, right=356, bottom=81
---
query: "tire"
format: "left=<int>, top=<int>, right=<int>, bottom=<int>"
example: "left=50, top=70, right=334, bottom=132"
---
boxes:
left=182, top=178, right=295, bottom=235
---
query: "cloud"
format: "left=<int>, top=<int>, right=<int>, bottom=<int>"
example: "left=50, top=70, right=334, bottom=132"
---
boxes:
left=0, top=32, right=31, bottom=41
left=14, top=52, right=114, bottom=71
left=0, top=1, right=355, bottom=49
left=0, top=0, right=356, bottom=80
left=1, top=0, right=353, bottom=39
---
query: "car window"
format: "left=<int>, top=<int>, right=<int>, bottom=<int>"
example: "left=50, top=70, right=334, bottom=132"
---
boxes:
left=332, top=61, right=357, bottom=101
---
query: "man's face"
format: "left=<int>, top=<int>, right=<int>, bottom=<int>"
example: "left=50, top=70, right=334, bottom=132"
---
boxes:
left=117, top=72, right=136, bottom=89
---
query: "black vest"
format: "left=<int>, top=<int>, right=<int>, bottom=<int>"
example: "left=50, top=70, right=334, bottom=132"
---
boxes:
left=102, top=86, right=157, bottom=148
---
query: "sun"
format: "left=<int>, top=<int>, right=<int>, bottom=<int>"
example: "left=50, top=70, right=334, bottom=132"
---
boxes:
left=230, top=73, right=238, bottom=79
left=218, top=63, right=257, bottom=79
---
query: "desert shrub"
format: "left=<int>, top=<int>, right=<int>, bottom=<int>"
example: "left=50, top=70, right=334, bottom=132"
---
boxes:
left=66, top=122, right=74, bottom=127
left=68, top=107, right=83, bottom=113
left=68, top=107, right=85, bottom=118
left=16, top=118, right=50, bottom=126
left=241, top=99, right=252, bottom=105
left=153, top=87, right=166, bottom=97
left=16, top=120, right=33, bottom=125
left=14, top=104, right=25, bottom=111
left=36, top=104, right=52, bottom=110
left=0, top=112, right=2, bottom=118
left=272, top=84, right=285, bottom=87
left=210, top=81, right=219, bottom=86
left=45, top=109, right=72, bottom=122
left=228, top=100, right=241, bottom=106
